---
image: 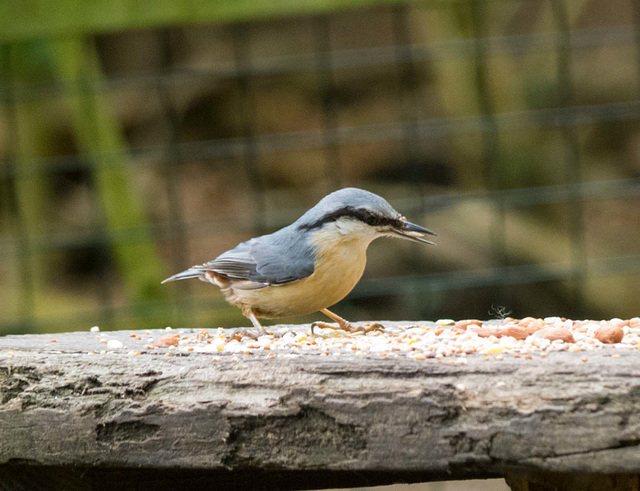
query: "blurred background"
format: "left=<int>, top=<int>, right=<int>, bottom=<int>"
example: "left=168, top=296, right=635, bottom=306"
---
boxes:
left=1, top=0, right=640, bottom=337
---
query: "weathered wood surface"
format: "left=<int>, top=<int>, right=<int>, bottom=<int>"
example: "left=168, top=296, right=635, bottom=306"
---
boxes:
left=2, top=323, right=640, bottom=490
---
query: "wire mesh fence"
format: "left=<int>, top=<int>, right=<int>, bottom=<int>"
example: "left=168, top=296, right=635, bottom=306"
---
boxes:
left=1, top=0, right=640, bottom=335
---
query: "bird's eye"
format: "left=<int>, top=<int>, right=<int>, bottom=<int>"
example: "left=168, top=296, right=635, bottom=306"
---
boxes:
left=360, top=211, right=383, bottom=227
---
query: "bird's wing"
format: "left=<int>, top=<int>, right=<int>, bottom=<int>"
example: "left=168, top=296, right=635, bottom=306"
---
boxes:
left=197, top=231, right=315, bottom=287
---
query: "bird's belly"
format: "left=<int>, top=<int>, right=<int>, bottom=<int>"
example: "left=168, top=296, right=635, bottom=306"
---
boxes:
left=229, top=247, right=368, bottom=318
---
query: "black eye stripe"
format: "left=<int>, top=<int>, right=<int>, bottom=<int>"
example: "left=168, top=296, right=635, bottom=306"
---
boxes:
left=298, top=206, right=402, bottom=230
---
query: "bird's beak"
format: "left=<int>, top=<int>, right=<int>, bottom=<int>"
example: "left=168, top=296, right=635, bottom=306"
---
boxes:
left=392, top=220, right=437, bottom=245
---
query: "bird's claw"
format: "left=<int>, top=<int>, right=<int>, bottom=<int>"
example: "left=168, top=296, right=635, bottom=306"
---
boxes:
left=339, top=321, right=385, bottom=334
left=364, top=322, right=385, bottom=333
left=311, top=321, right=344, bottom=336
left=310, top=322, right=324, bottom=336
left=231, top=328, right=258, bottom=340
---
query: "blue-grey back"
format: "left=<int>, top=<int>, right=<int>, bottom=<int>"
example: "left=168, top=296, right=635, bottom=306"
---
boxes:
left=201, top=224, right=315, bottom=285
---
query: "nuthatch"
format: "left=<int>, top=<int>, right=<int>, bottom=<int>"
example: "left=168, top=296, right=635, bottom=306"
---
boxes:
left=162, top=188, right=436, bottom=335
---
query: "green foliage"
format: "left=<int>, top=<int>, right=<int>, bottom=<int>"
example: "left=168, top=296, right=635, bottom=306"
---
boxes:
left=0, top=0, right=429, bottom=43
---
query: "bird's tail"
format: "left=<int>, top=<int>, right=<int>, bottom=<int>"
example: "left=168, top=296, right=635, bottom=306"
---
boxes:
left=161, top=269, right=205, bottom=284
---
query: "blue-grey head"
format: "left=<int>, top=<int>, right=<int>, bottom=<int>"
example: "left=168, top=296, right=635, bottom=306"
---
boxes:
left=294, top=187, right=436, bottom=245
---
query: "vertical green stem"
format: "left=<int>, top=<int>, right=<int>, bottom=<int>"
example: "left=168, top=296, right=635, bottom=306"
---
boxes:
left=51, top=37, right=166, bottom=303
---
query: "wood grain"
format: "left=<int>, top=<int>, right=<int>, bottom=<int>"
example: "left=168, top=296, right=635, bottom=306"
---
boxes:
left=1, top=324, right=640, bottom=490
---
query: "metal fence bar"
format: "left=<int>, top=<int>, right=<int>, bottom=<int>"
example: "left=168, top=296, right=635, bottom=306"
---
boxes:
left=551, top=0, right=587, bottom=318
left=391, top=4, right=436, bottom=317
left=1, top=177, right=639, bottom=254
left=354, top=253, right=640, bottom=298
left=66, top=35, right=118, bottom=330
left=232, top=23, right=268, bottom=234
left=393, top=4, right=423, bottom=177
left=1, top=44, right=36, bottom=334
left=635, top=0, right=640, bottom=98
left=7, top=251, right=640, bottom=335
left=314, top=15, right=344, bottom=190
left=4, top=23, right=639, bottom=104
left=470, top=0, right=510, bottom=308
left=3, top=98, right=640, bottom=180
left=156, top=29, right=195, bottom=325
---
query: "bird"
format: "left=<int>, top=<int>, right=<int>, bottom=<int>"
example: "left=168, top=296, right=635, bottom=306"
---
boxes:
left=162, top=188, right=436, bottom=336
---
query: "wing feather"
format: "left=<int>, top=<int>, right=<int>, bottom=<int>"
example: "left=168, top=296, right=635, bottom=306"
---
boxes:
left=195, top=228, right=315, bottom=286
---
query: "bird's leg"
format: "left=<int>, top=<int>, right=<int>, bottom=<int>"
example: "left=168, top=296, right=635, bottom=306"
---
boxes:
left=247, top=310, right=272, bottom=337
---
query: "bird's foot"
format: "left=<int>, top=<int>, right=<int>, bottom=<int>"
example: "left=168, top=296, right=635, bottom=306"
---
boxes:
left=231, top=327, right=281, bottom=340
left=363, top=322, right=385, bottom=333
left=311, top=321, right=384, bottom=335
left=231, top=328, right=259, bottom=340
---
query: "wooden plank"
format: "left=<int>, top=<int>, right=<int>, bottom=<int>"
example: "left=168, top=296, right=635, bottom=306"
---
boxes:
left=1, top=323, right=640, bottom=489
left=0, top=0, right=431, bottom=43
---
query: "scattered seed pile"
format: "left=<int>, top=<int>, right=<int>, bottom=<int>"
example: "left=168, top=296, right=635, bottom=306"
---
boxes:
left=91, top=317, right=640, bottom=362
